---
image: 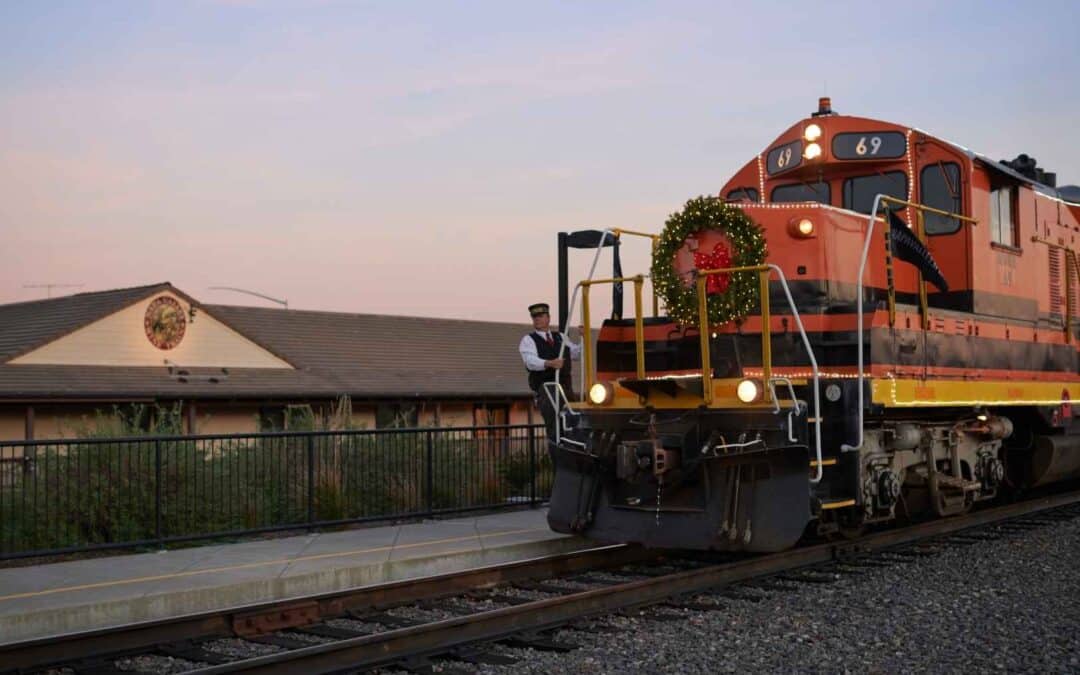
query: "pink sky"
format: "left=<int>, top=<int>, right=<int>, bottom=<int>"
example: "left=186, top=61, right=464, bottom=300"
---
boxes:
left=3, top=2, right=1078, bottom=323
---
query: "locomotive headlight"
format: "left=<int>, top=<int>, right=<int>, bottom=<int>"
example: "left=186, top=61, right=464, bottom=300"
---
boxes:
left=736, top=378, right=762, bottom=404
left=588, top=382, right=614, bottom=405
left=803, top=142, right=822, bottom=160
left=789, top=217, right=815, bottom=238
left=804, top=123, right=822, bottom=142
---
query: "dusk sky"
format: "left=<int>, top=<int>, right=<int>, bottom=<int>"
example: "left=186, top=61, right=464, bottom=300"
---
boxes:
left=2, top=1, right=1078, bottom=323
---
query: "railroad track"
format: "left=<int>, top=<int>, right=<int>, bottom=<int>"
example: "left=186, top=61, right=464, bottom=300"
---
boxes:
left=5, top=489, right=1080, bottom=675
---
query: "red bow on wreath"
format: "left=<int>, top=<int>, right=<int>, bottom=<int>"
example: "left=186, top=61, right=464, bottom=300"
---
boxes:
left=693, top=242, right=732, bottom=295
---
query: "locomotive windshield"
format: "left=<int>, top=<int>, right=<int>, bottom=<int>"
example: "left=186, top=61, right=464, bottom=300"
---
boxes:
left=842, top=171, right=907, bottom=214
left=771, top=181, right=830, bottom=204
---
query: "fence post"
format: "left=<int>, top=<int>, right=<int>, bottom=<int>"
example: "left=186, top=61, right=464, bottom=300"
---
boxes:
left=425, top=430, right=434, bottom=516
left=307, top=435, right=315, bottom=526
left=22, top=406, right=35, bottom=478
left=154, top=439, right=163, bottom=548
left=527, top=410, right=537, bottom=506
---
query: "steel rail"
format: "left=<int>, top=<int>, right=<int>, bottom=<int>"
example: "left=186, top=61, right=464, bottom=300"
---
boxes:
left=0, top=545, right=652, bottom=671
left=188, top=490, right=1080, bottom=674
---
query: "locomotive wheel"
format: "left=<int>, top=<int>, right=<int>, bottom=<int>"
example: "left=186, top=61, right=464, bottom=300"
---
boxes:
left=934, top=485, right=974, bottom=517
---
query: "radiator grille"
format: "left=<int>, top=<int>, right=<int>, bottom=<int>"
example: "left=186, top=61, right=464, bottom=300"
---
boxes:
left=1049, top=248, right=1063, bottom=316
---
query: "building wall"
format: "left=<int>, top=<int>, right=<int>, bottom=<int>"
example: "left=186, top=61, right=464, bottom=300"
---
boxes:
left=433, top=402, right=474, bottom=427
left=349, top=405, right=377, bottom=430
left=31, top=407, right=118, bottom=439
left=510, top=400, right=535, bottom=426
left=0, top=398, right=537, bottom=442
left=0, top=410, right=25, bottom=442
left=0, top=405, right=122, bottom=441
left=350, top=400, right=535, bottom=430
left=197, top=405, right=260, bottom=435
left=12, top=291, right=292, bottom=369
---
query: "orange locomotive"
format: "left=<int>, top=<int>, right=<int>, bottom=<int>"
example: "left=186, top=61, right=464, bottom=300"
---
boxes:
left=546, top=98, right=1080, bottom=551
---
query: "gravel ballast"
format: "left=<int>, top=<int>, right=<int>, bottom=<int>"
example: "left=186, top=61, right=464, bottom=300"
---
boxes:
left=467, top=517, right=1080, bottom=674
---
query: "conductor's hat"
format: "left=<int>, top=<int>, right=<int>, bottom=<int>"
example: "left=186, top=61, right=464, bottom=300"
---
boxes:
left=528, top=303, right=550, bottom=317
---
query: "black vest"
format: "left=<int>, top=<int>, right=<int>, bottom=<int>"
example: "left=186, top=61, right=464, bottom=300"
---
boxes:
left=526, top=331, right=574, bottom=396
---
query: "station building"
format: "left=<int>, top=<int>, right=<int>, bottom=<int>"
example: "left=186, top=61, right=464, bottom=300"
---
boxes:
left=0, top=283, right=538, bottom=441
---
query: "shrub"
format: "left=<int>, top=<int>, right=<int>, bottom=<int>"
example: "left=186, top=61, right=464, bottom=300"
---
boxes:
left=0, top=411, right=549, bottom=557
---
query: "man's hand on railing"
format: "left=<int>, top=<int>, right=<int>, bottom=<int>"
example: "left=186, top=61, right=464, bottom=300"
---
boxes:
left=546, top=358, right=565, bottom=369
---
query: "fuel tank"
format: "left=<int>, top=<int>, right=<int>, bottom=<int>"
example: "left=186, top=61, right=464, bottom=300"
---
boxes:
left=1020, top=434, right=1080, bottom=488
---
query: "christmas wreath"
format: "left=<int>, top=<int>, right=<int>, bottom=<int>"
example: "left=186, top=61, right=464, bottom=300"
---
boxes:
left=651, top=196, right=768, bottom=326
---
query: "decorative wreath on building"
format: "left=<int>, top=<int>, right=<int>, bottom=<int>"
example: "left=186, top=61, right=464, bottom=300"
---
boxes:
left=651, top=196, right=768, bottom=326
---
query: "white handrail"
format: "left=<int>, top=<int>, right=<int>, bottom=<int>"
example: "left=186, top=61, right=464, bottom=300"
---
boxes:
left=560, top=229, right=616, bottom=398
left=840, top=194, right=886, bottom=453
left=542, top=380, right=583, bottom=447
left=556, top=240, right=824, bottom=481
left=766, top=264, right=823, bottom=483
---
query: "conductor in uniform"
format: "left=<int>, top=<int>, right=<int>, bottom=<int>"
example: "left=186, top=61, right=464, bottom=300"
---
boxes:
left=519, top=302, right=581, bottom=443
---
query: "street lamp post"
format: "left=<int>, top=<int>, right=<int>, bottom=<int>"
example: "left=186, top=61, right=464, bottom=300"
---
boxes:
left=207, top=287, right=288, bottom=309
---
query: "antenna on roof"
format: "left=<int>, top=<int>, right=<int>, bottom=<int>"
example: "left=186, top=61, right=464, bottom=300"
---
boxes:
left=22, top=283, right=84, bottom=299
left=207, top=286, right=288, bottom=309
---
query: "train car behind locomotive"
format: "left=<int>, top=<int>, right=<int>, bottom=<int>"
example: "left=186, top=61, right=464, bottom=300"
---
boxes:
left=545, top=98, right=1080, bottom=551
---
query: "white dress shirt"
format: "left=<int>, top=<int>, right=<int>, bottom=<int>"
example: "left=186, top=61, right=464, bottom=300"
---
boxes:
left=519, top=330, right=582, bottom=371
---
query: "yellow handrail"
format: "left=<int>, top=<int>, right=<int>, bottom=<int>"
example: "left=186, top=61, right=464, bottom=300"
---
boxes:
left=582, top=200, right=976, bottom=407
left=696, top=279, right=712, bottom=404
left=877, top=195, right=978, bottom=223
left=695, top=264, right=773, bottom=405
left=612, top=227, right=660, bottom=240
left=847, top=192, right=975, bottom=452
left=582, top=283, right=592, bottom=388
left=612, top=228, right=661, bottom=317
left=876, top=196, right=975, bottom=329
left=579, top=275, right=647, bottom=394
left=633, top=278, right=645, bottom=376
left=915, top=209, right=929, bottom=330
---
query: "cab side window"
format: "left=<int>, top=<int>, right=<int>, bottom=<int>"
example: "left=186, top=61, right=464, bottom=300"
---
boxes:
left=726, top=187, right=760, bottom=203
left=989, top=182, right=1018, bottom=247
left=920, top=163, right=962, bottom=235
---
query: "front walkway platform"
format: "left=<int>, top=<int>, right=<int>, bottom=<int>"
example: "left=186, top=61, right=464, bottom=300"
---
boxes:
left=0, top=507, right=587, bottom=644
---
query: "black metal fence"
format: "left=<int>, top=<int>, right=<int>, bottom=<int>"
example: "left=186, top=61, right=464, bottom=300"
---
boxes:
left=0, top=424, right=549, bottom=559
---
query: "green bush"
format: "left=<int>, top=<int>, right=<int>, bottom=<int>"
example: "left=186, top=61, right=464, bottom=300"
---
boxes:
left=0, top=411, right=548, bottom=557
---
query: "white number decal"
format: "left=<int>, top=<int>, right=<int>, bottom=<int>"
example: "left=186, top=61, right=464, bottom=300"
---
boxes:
left=856, top=136, right=883, bottom=156
left=776, top=147, right=792, bottom=168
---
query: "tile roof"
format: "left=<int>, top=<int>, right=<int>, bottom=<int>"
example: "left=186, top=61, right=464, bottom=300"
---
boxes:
left=0, top=285, right=538, bottom=400
left=0, top=283, right=176, bottom=363
left=0, top=365, right=333, bottom=400
left=203, top=304, right=533, bottom=398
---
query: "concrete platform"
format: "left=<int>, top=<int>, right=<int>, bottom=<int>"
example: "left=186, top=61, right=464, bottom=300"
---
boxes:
left=0, top=507, right=588, bottom=644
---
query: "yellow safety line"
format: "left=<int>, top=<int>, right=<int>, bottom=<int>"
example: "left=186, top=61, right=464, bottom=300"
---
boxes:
left=820, top=499, right=857, bottom=510
left=810, top=459, right=837, bottom=467
left=0, top=527, right=549, bottom=603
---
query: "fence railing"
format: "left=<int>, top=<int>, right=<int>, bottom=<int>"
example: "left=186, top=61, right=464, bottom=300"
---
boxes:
left=0, top=424, right=549, bottom=559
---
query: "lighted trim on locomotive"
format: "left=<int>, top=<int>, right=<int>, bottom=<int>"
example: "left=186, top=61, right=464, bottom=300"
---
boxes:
left=545, top=98, right=1080, bottom=551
